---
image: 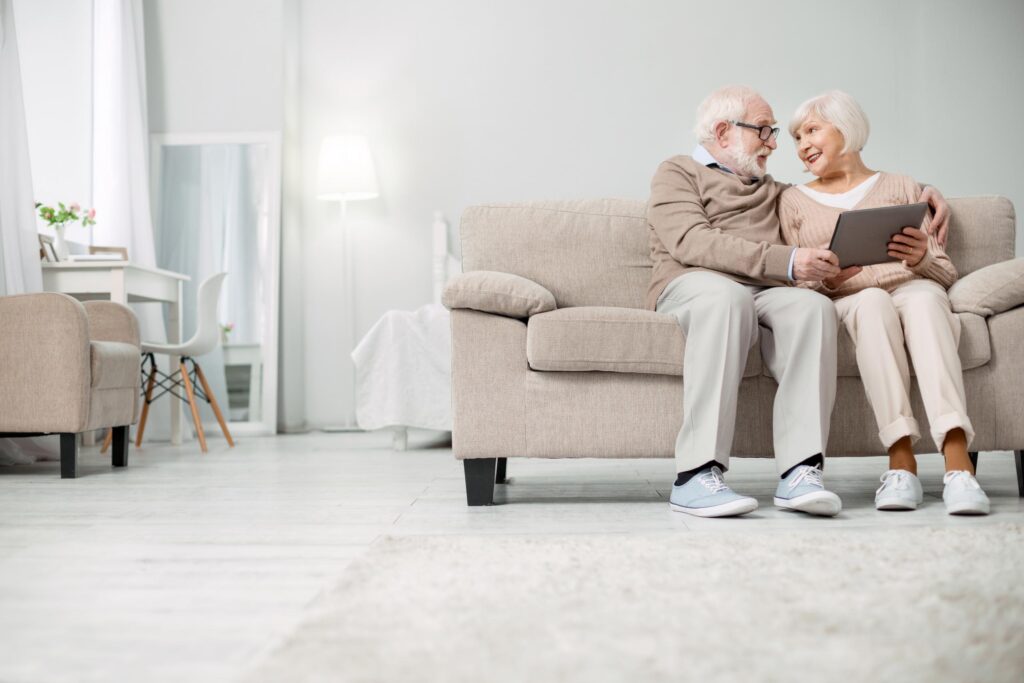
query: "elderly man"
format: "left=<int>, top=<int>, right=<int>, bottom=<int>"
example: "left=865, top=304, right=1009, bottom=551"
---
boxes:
left=649, top=85, right=948, bottom=518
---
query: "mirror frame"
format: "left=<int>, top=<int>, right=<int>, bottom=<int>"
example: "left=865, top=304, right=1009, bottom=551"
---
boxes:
left=149, top=131, right=282, bottom=437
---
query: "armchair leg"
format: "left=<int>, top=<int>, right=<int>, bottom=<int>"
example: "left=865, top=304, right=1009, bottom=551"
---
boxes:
left=464, top=458, right=497, bottom=506
left=60, top=434, right=78, bottom=479
left=111, top=426, right=129, bottom=468
left=496, top=457, right=507, bottom=484
left=969, top=451, right=979, bottom=473
left=1016, top=450, right=1023, bottom=498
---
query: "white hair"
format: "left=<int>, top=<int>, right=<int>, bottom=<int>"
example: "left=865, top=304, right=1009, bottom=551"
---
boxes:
left=788, top=90, right=870, bottom=154
left=693, top=85, right=765, bottom=144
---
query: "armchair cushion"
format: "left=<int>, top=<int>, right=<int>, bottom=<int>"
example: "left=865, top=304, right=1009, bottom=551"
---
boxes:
left=90, top=341, right=141, bottom=390
left=443, top=270, right=556, bottom=318
left=948, top=258, right=1024, bottom=316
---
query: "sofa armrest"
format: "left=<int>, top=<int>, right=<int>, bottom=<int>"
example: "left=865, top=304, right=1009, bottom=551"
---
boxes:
left=0, top=293, right=92, bottom=433
left=948, top=258, right=1024, bottom=316
left=442, top=270, right=556, bottom=318
left=83, top=300, right=140, bottom=347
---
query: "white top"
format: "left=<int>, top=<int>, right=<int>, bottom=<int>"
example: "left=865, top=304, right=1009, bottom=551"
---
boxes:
left=797, top=173, right=881, bottom=210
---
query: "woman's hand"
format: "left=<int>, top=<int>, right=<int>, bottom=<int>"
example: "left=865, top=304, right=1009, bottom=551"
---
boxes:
left=792, top=248, right=840, bottom=281
left=918, top=185, right=950, bottom=246
left=888, top=227, right=929, bottom=267
left=823, top=266, right=862, bottom=290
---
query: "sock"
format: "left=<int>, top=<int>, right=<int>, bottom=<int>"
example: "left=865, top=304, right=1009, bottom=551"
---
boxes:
left=675, top=460, right=725, bottom=486
left=781, top=453, right=824, bottom=479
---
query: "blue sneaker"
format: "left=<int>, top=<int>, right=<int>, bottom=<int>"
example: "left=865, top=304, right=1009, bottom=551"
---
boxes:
left=774, top=464, right=842, bottom=517
left=669, top=466, right=758, bottom=517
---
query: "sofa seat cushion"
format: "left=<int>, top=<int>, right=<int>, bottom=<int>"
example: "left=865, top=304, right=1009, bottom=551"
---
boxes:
left=835, top=311, right=990, bottom=377
left=90, top=341, right=140, bottom=389
left=526, top=306, right=761, bottom=377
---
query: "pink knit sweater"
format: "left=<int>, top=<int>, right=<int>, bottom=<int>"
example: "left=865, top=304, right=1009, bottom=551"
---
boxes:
left=778, top=172, right=957, bottom=298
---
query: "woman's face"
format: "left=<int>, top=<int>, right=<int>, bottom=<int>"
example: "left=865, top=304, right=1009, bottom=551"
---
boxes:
left=793, top=117, right=847, bottom=177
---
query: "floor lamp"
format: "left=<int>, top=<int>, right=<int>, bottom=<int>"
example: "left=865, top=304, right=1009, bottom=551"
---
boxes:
left=316, top=135, right=379, bottom=431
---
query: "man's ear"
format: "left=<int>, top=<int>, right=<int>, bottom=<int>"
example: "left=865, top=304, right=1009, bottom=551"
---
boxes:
left=713, top=120, right=731, bottom=147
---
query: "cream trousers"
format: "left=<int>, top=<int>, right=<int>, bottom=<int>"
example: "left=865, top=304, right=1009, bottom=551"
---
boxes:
left=833, top=279, right=974, bottom=451
left=657, top=272, right=838, bottom=475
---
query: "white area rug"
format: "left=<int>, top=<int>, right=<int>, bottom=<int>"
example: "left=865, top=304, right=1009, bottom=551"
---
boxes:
left=248, top=526, right=1024, bottom=682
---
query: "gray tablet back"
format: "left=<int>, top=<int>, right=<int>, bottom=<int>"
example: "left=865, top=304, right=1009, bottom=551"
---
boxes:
left=827, top=202, right=929, bottom=268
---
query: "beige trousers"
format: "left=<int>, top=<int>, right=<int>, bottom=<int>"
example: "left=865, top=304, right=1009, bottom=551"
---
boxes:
left=833, top=279, right=974, bottom=451
left=657, top=272, right=838, bottom=475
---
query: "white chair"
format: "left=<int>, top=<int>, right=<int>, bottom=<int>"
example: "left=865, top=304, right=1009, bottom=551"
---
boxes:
left=135, top=272, right=234, bottom=452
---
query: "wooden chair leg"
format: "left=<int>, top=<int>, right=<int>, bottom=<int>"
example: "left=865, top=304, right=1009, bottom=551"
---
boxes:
left=180, top=360, right=208, bottom=453
left=135, top=360, right=158, bottom=447
left=100, top=429, right=113, bottom=453
left=193, top=361, right=235, bottom=447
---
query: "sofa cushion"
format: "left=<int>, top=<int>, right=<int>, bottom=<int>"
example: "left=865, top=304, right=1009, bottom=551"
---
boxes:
left=834, top=311, right=990, bottom=377
left=443, top=271, right=556, bottom=318
left=526, top=306, right=761, bottom=378
left=90, top=341, right=141, bottom=390
left=948, top=258, right=1024, bottom=316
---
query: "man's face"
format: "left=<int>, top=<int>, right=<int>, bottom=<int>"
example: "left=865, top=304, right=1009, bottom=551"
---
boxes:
left=725, top=98, right=778, bottom=177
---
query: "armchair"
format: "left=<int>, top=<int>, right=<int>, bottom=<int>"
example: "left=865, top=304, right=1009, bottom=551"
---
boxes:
left=0, top=293, right=141, bottom=477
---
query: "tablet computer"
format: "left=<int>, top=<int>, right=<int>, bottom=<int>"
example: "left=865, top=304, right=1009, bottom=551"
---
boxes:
left=827, top=202, right=929, bottom=268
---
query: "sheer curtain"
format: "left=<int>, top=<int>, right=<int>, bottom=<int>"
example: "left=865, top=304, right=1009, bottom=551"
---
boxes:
left=0, top=0, right=53, bottom=465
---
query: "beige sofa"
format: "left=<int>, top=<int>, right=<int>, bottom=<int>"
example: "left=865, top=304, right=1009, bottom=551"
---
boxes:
left=444, top=197, right=1024, bottom=505
left=0, top=293, right=141, bottom=478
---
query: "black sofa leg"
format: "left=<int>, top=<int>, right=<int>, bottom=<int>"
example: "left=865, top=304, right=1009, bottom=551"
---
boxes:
left=112, top=426, right=129, bottom=468
left=495, top=457, right=507, bottom=484
left=60, top=434, right=78, bottom=479
left=969, top=451, right=978, bottom=473
left=1016, top=450, right=1023, bottom=498
left=464, top=458, right=497, bottom=506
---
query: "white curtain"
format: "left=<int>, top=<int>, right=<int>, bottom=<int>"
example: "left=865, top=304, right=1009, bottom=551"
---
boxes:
left=0, top=0, right=41, bottom=297
left=0, top=0, right=54, bottom=465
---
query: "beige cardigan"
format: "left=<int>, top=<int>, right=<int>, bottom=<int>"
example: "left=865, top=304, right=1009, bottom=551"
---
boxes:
left=777, top=172, right=957, bottom=298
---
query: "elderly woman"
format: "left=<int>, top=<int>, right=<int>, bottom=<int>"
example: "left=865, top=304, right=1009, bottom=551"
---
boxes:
left=778, top=90, right=989, bottom=515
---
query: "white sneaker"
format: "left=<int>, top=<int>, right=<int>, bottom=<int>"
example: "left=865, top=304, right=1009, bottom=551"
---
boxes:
left=942, top=470, right=990, bottom=515
left=875, top=469, right=924, bottom=511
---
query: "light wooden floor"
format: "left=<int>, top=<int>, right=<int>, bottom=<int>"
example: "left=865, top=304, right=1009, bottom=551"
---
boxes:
left=0, top=431, right=1021, bottom=682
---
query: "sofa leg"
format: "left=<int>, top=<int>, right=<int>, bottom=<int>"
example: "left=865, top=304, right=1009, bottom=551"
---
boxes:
left=1016, top=450, right=1023, bottom=498
left=111, top=426, right=129, bottom=468
left=969, top=451, right=978, bottom=473
left=495, top=457, right=507, bottom=484
left=464, top=458, right=497, bottom=506
left=60, top=434, right=78, bottom=479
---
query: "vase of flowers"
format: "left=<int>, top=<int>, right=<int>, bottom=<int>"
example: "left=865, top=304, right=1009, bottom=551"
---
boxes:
left=35, top=201, right=97, bottom=261
left=220, top=322, right=235, bottom=345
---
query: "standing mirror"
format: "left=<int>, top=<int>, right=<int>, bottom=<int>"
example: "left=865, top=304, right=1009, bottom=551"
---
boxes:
left=150, top=133, right=281, bottom=437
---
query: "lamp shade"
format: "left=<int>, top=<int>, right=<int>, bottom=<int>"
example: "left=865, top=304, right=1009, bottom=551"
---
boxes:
left=316, top=135, right=379, bottom=201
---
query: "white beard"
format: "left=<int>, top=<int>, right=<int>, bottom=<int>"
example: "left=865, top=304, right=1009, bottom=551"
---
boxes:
left=729, top=145, right=771, bottom=178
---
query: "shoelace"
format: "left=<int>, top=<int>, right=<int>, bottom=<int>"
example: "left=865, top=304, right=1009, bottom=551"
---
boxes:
left=698, top=467, right=730, bottom=494
left=877, top=469, right=912, bottom=496
left=789, top=465, right=824, bottom=490
left=943, top=470, right=980, bottom=489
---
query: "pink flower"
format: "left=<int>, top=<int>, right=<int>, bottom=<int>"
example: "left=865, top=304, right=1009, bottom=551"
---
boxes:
left=87, top=208, right=96, bottom=219
left=69, top=203, right=81, bottom=212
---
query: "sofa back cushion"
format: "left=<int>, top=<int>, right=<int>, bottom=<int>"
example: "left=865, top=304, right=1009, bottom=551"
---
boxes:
left=459, top=196, right=1015, bottom=309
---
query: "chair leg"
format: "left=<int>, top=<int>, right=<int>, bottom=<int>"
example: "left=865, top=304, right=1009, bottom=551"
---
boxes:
left=969, top=451, right=979, bottom=473
left=496, top=457, right=508, bottom=484
left=60, top=434, right=78, bottom=479
left=464, top=458, right=497, bottom=506
left=193, top=361, right=235, bottom=447
left=111, top=426, right=129, bottom=468
left=1016, top=450, right=1023, bottom=498
left=135, top=358, right=158, bottom=447
left=100, top=428, right=113, bottom=454
left=180, top=360, right=208, bottom=453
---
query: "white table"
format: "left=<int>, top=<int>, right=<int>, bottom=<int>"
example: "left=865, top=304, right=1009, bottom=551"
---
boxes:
left=42, top=262, right=191, bottom=445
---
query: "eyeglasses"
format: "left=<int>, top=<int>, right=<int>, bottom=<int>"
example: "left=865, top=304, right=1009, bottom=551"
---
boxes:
left=730, top=121, right=780, bottom=141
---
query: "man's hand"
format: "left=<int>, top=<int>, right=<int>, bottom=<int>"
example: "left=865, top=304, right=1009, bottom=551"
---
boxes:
left=919, top=185, right=950, bottom=247
left=823, top=265, right=862, bottom=290
left=792, top=248, right=841, bottom=282
left=888, top=226, right=929, bottom=267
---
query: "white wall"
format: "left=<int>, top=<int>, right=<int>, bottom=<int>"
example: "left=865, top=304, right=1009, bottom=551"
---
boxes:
left=140, top=0, right=1024, bottom=431
left=15, top=0, right=92, bottom=213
